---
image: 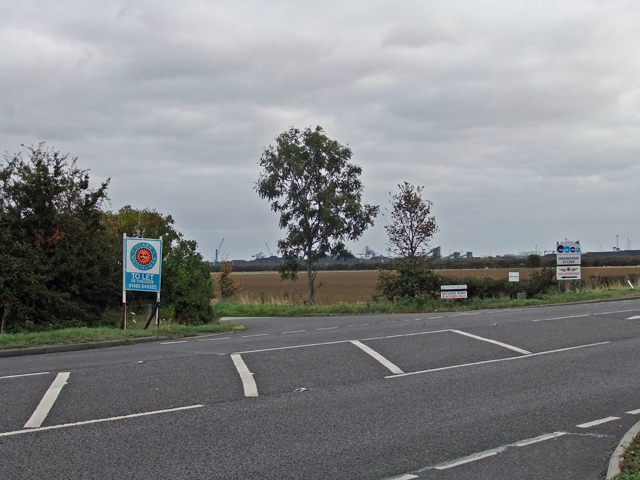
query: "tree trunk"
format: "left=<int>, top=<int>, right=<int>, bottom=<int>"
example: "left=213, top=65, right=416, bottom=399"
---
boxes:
left=0, top=304, right=7, bottom=334
left=307, top=260, right=315, bottom=303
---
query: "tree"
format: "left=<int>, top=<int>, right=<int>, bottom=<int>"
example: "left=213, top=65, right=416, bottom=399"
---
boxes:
left=217, top=261, right=242, bottom=299
left=256, top=126, right=378, bottom=303
left=376, top=183, right=439, bottom=300
left=0, top=144, right=119, bottom=331
left=104, top=206, right=216, bottom=324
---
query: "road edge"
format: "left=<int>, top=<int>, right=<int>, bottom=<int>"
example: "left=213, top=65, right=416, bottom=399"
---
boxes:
left=607, top=418, right=640, bottom=479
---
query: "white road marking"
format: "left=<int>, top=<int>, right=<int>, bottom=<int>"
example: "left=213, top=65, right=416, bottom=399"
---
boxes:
left=514, top=431, right=567, bottom=446
left=434, top=449, right=501, bottom=469
left=386, top=342, right=610, bottom=378
left=282, top=330, right=306, bottom=334
left=627, top=316, right=640, bottom=320
left=0, top=372, right=50, bottom=380
left=160, top=340, right=188, bottom=345
left=404, top=318, right=421, bottom=322
left=24, top=372, right=70, bottom=428
left=197, top=337, right=230, bottom=342
left=348, top=324, right=369, bottom=327
left=231, top=354, right=258, bottom=397
left=350, top=341, right=404, bottom=375
left=361, top=329, right=451, bottom=342
left=451, top=330, right=532, bottom=355
left=382, top=321, right=396, bottom=324
left=316, top=327, right=338, bottom=331
left=384, top=475, right=419, bottom=480
left=241, top=334, right=270, bottom=338
left=577, top=416, right=620, bottom=428
left=2, top=405, right=203, bottom=438
left=626, top=409, right=640, bottom=415
left=533, top=314, right=591, bottom=322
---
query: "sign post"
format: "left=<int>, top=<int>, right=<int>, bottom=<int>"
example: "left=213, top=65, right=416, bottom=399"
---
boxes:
left=441, top=284, right=468, bottom=299
left=556, top=240, right=581, bottom=293
left=122, top=235, right=163, bottom=330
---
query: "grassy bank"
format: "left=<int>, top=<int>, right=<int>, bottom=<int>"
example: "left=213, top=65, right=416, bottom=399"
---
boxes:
left=614, top=431, right=640, bottom=479
left=213, top=287, right=640, bottom=318
left=0, top=321, right=245, bottom=350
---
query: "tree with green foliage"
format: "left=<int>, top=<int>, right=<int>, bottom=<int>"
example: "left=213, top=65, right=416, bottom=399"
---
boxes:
left=217, top=261, right=242, bottom=299
left=104, top=206, right=216, bottom=324
left=0, top=144, right=119, bottom=332
left=256, top=126, right=379, bottom=303
left=377, top=183, right=439, bottom=300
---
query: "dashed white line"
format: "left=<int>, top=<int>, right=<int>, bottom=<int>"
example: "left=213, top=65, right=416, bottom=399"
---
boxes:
left=24, top=372, right=70, bottom=428
left=384, top=475, right=419, bottom=480
left=350, top=340, right=404, bottom=375
left=348, top=324, right=369, bottom=327
left=0, top=372, right=50, bottom=380
left=231, top=354, right=258, bottom=397
left=316, top=327, right=338, bottom=331
left=2, top=405, right=203, bottom=438
left=451, top=330, right=531, bottom=355
left=404, top=319, right=421, bottom=322
left=241, top=334, right=270, bottom=338
left=626, top=409, right=640, bottom=415
left=197, top=337, right=230, bottom=342
left=382, top=321, right=397, bottom=324
left=514, top=431, right=567, bottom=446
left=160, top=340, right=188, bottom=345
left=434, top=449, right=501, bottom=469
left=577, top=416, right=620, bottom=428
left=282, top=330, right=306, bottom=334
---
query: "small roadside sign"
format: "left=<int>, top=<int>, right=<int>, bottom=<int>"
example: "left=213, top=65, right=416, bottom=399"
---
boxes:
left=441, top=284, right=467, bottom=290
left=556, top=266, right=581, bottom=280
left=509, top=272, right=520, bottom=282
left=124, top=237, right=163, bottom=292
left=441, top=291, right=468, bottom=299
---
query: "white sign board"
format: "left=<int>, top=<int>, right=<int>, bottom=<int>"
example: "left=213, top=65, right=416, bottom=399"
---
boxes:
left=509, top=272, right=520, bottom=282
left=441, top=291, right=468, bottom=299
left=123, top=237, right=163, bottom=292
left=556, top=254, right=581, bottom=265
left=557, top=266, right=581, bottom=280
left=441, top=285, right=467, bottom=290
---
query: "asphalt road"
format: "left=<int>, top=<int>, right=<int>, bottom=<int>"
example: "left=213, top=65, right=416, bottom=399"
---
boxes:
left=2, top=299, right=640, bottom=479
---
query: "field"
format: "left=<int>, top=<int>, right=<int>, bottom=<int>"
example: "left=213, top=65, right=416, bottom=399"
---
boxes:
left=214, top=266, right=640, bottom=305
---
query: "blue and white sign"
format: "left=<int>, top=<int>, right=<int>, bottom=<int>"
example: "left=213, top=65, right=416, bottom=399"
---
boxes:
left=124, top=237, right=163, bottom=292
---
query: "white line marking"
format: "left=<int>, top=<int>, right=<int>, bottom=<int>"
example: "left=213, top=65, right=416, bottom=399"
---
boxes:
left=24, top=372, right=70, bottom=428
left=160, top=340, right=188, bottom=345
left=386, top=342, right=610, bottom=378
left=350, top=340, right=404, bottom=375
left=197, top=337, right=230, bottom=342
left=404, top=319, right=421, bottom=322
left=451, top=330, right=532, bottom=355
left=316, top=327, right=338, bottom=331
left=434, top=449, right=501, bottom=469
left=384, top=475, right=419, bottom=480
left=627, top=316, right=640, bottom=320
left=231, top=354, right=258, bottom=397
left=361, top=329, right=451, bottom=342
left=626, top=409, right=640, bottom=415
left=577, top=416, right=620, bottom=428
left=282, top=330, right=306, bottom=334
left=2, top=405, right=203, bottom=438
left=382, top=321, right=396, bottom=324
left=0, top=372, right=50, bottom=380
left=533, top=314, right=591, bottom=322
left=514, top=431, right=567, bottom=446
left=241, top=334, right=270, bottom=338
left=348, top=324, right=368, bottom=327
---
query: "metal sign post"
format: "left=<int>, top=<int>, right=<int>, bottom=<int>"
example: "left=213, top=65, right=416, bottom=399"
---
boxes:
left=122, top=236, right=163, bottom=330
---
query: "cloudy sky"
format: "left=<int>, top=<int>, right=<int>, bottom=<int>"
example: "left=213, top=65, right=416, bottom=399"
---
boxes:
left=2, top=0, right=639, bottom=260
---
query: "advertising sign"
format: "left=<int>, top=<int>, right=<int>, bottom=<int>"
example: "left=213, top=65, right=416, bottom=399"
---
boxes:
left=556, top=266, right=581, bottom=280
left=124, top=238, right=163, bottom=292
left=556, top=254, right=581, bottom=265
left=556, top=241, right=581, bottom=262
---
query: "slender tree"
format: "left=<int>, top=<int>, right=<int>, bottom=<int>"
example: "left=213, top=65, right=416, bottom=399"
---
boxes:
left=256, top=126, right=378, bottom=303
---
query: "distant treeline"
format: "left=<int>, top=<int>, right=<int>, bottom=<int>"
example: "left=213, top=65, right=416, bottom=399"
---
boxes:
left=210, top=253, right=640, bottom=273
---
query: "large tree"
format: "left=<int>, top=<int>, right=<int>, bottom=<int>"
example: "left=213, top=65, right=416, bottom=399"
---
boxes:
left=256, top=126, right=378, bottom=303
left=0, top=144, right=119, bottom=331
left=377, top=183, right=439, bottom=300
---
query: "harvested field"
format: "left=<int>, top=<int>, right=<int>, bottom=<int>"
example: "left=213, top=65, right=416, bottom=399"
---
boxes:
left=213, top=266, right=640, bottom=305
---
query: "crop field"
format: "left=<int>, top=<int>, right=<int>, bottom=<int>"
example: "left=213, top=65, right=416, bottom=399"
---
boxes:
left=214, top=266, right=640, bottom=305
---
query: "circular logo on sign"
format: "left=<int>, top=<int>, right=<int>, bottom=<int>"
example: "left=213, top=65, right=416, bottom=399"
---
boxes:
left=557, top=245, right=564, bottom=253
left=131, top=242, right=157, bottom=270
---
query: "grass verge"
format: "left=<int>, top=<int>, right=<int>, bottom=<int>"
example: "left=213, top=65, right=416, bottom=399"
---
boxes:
left=213, top=288, right=640, bottom=318
left=614, top=431, right=640, bottom=479
left=0, top=322, right=245, bottom=350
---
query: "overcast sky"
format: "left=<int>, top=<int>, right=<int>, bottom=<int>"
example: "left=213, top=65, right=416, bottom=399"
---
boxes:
left=2, top=0, right=639, bottom=261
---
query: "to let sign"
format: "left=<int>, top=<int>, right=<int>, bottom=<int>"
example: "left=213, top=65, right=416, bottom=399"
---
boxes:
left=124, top=238, right=163, bottom=292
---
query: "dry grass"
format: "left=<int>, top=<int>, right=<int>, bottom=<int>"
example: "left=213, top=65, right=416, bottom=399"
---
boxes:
left=212, top=266, right=640, bottom=305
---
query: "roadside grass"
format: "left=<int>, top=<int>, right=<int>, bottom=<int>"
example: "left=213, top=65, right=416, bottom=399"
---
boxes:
left=213, top=287, right=640, bottom=318
left=614, top=432, right=640, bottom=479
left=0, top=321, right=245, bottom=350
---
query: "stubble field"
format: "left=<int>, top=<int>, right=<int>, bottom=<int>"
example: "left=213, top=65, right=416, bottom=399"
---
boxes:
left=213, top=266, right=640, bottom=305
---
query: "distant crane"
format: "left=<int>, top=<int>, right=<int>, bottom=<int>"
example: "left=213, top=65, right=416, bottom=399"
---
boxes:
left=265, top=243, right=272, bottom=257
left=215, top=238, right=225, bottom=263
